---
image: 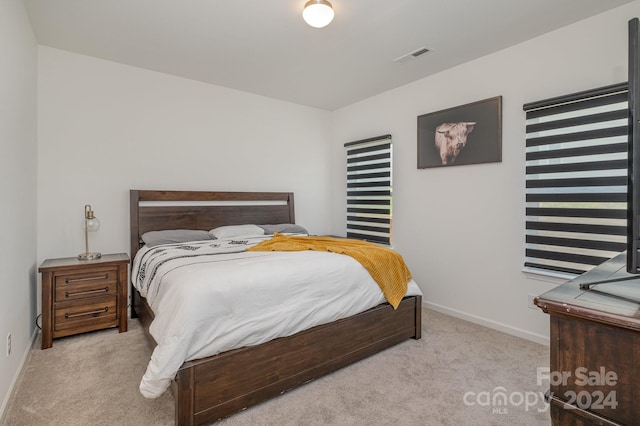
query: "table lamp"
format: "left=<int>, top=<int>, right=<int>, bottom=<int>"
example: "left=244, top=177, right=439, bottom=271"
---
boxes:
left=78, top=204, right=101, bottom=260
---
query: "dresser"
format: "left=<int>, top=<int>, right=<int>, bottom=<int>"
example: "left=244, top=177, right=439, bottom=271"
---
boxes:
left=39, top=253, right=129, bottom=349
left=534, top=254, right=640, bottom=425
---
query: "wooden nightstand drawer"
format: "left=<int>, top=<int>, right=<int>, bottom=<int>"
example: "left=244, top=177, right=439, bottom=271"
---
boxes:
left=54, top=297, right=117, bottom=332
left=54, top=267, right=117, bottom=302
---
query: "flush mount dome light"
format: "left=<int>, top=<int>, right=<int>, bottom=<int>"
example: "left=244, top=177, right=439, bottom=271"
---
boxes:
left=303, top=0, right=334, bottom=28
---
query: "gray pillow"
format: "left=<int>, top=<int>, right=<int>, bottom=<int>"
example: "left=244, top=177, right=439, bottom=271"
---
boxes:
left=258, top=224, right=309, bottom=235
left=141, top=229, right=216, bottom=247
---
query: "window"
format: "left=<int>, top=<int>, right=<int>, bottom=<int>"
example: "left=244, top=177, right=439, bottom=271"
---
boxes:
left=524, top=83, right=628, bottom=275
left=345, top=134, right=392, bottom=245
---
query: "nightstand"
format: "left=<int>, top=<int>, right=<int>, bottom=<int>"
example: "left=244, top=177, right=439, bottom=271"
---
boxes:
left=39, top=253, right=129, bottom=349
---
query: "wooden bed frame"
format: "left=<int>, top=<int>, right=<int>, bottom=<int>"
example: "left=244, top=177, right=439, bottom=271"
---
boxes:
left=129, top=190, right=422, bottom=425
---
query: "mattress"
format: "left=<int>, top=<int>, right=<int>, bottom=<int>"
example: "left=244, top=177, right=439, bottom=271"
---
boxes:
left=131, top=235, right=422, bottom=398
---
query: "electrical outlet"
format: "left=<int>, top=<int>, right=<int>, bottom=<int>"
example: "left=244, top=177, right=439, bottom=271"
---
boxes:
left=528, top=294, right=538, bottom=310
left=6, top=333, right=11, bottom=357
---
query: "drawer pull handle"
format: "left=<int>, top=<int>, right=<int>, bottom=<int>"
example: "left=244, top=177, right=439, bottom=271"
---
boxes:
left=65, top=274, right=108, bottom=284
left=65, top=287, right=109, bottom=298
left=64, top=307, right=109, bottom=319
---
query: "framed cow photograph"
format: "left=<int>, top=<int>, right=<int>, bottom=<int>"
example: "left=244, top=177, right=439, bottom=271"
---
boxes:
left=417, top=96, right=502, bottom=168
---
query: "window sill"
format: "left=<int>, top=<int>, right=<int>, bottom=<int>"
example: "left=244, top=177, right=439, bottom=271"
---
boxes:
left=522, top=266, right=576, bottom=285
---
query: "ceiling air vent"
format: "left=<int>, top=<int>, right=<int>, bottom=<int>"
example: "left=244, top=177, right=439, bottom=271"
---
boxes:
left=393, top=47, right=430, bottom=64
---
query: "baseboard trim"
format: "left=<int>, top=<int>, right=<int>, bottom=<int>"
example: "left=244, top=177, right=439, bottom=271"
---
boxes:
left=423, top=300, right=550, bottom=346
left=0, top=327, right=39, bottom=422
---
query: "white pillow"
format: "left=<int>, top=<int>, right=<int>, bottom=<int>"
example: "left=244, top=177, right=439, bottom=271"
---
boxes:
left=209, top=224, right=265, bottom=239
left=141, top=229, right=215, bottom=247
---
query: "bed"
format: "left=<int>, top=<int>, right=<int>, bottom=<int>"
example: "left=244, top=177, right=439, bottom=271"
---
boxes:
left=129, top=189, right=423, bottom=425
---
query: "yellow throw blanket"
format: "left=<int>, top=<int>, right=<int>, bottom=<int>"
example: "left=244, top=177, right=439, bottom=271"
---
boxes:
left=247, top=234, right=412, bottom=309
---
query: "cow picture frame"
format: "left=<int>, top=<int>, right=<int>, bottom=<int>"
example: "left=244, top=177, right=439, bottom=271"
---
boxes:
left=417, top=96, right=502, bottom=168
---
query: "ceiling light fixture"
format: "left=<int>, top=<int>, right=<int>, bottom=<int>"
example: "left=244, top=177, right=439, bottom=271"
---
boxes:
left=303, top=0, right=334, bottom=29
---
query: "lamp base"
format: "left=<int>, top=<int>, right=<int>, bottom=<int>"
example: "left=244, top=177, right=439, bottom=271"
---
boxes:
left=78, top=252, right=102, bottom=261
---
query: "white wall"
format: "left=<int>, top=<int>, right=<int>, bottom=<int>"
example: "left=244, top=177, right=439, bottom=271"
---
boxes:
left=0, top=0, right=38, bottom=417
left=37, top=47, right=333, bottom=266
left=331, top=2, right=640, bottom=344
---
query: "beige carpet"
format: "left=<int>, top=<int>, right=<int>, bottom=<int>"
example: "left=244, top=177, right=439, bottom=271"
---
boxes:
left=1, top=308, right=550, bottom=425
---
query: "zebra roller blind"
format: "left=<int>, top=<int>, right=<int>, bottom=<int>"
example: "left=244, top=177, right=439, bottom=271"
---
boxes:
left=523, top=83, right=628, bottom=275
left=345, top=134, right=392, bottom=245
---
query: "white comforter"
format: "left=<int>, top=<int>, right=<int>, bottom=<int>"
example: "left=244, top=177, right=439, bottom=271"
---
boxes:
left=132, top=235, right=422, bottom=398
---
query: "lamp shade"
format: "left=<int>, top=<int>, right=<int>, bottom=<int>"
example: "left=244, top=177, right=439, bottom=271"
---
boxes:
left=303, top=0, right=334, bottom=28
left=84, top=216, right=100, bottom=232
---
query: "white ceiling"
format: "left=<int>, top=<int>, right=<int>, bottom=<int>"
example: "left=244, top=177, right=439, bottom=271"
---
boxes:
left=23, top=0, right=634, bottom=111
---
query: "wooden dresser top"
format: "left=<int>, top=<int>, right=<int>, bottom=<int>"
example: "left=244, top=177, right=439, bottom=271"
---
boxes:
left=535, top=253, right=640, bottom=331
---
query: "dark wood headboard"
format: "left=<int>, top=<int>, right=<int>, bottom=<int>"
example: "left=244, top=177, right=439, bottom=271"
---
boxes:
left=129, top=190, right=295, bottom=261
